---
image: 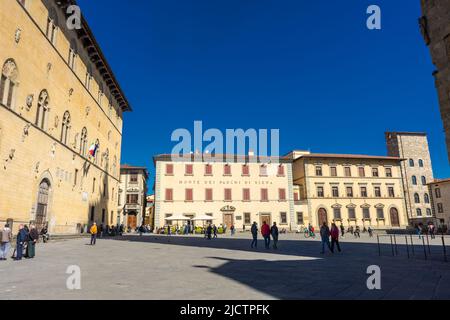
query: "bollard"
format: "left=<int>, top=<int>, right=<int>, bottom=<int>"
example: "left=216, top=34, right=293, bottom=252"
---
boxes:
left=410, top=234, right=415, bottom=256
left=377, top=235, right=381, bottom=256
left=394, top=235, right=398, bottom=256
left=422, top=237, right=428, bottom=260
left=442, top=236, right=448, bottom=263
left=426, top=234, right=431, bottom=254
left=405, top=236, right=410, bottom=259
left=390, top=235, right=395, bottom=257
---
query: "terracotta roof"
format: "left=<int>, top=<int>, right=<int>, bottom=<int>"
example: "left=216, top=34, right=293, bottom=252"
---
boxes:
left=121, top=164, right=148, bottom=170
left=298, top=153, right=404, bottom=161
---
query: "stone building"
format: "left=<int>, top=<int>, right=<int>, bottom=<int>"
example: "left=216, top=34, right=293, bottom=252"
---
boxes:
left=118, top=165, right=148, bottom=230
left=429, top=178, right=450, bottom=229
left=420, top=0, right=450, bottom=162
left=386, top=132, right=434, bottom=225
left=288, top=151, right=409, bottom=229
left=153, top=154, right=295, bottom=230
left=0, top=0, right=131, bottom=233
left=145, top=194, right=155, bottom=227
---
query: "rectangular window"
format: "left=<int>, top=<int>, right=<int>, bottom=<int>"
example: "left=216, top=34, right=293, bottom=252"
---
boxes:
left=126, top=194, right=139, bottom=204
left=332, top=186, right=339, bottom=198
left=224, top=189, right=232, bottom=201
left=363, top=208, right=371, bottom=219
left=243, top=188, right=251, bottom=202
left=185, top=164, right=193, bottom=176
left=205, top=189, right=213, bottom=202
left=316, top=166, right=323, bottom=176
left=377, top=208, right=385, bottom=219
left=165, top=164, right=174, bottom=175
left=333, top=208, right=342, bottom=220
left=130, top=173, right=138, bottom=183
left=224, top=164, right=231, bottom=176
left=297, top=212, right=304, bottom=225
left=360, top=187, right=368, bottom=198
left=348, top=208, right=356, bottom=219
left=244, top=212, right=251, bottom=225
left=317, top=186, right=324, bottom=198
left=185, top=189, right=193, bottom=202
left=388, top=187, right=395, bottom=198
left=279, top=189, right=287, bottom=201
left=374, top=187, right=381, bottom=198
left=103, top=183, right=107, bottom=197
left=372, top=167, right=379, bottom=177
left=165, top=189, right=173, bottom=202
left=205, top=164, right=213, bottom=176
left=436, top=188, right=441, bottom=199
left=438, top=203, right=444, bottom=214
left=280, top=212, right=288, bottom=224
left=346, top=186, right=354, bottom=197
left=344, top=167, right=352, bottom=177
left=330, top=167, right=337, bottom=177
left=92, top=178, right=96, bottom=193
left=261, top=189, right=269, bottom=202
left=242, top=165, right=250, bottom=176
left=277, top=165, right=285, bottom=176
left=358, top=167, right=365, bottom=177
left=385, top=168, right=393, bottom=177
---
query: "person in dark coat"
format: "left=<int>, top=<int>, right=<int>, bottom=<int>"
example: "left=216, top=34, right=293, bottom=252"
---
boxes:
left=270, top=222, right=279, bottom=250
left=320, top=222, right=332, bottom=254
left=213, top=225, right=218, bottom=239
left=330, top=223, right=342, bottom=253
left=15, top=225, right=27, bottom=261
left=251, top=222, right=258, bottom=249
left=340, top=224, right=345, bottom=238
left=206, top=224, right=212, bottom=240
left=27, top=225, right=39, bottom=258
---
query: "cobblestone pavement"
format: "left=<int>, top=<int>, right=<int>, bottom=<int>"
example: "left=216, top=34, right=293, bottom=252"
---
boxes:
left=0, top=233, right=449, bottom=300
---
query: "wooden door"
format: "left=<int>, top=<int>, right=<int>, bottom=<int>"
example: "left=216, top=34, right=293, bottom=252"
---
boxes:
left=260, top=214, right=271, bottom=227
left=223, top=214, right=234, bottom=227
left=127, top=214, right=137, bottom=229
left=318, top=208, right=328, bottom=227
left=390, top=208, right=400, bottom=227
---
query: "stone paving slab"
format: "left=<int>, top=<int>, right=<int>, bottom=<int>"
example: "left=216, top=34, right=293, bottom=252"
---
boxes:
left=0, top=233, right=449, bottom=300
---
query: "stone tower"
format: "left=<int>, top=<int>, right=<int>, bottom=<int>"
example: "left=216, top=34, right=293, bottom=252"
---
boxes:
left=419, top=0, right=450, bottom=163
left=386, top=132, right=434, bottom=225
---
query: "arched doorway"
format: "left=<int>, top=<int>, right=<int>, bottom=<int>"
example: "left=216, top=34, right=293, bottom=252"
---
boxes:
left=127, top=211, right=138, bottom=230
left=318, top=208, right=328, bottom=227
left=35, top=179, right=50, bottom=230
left=390, top=208, right=400, bottom=227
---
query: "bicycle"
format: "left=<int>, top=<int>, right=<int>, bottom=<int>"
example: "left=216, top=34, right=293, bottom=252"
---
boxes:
left=304, top=227, right=316, bottom=239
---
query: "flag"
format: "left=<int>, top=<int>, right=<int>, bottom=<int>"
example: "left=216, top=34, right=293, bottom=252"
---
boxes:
left=88, top=143, right=98, bottom=157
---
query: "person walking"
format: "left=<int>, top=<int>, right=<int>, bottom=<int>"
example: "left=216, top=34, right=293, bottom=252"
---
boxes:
left=14, top=225, right=27, bottom=261
left=206, top=224, right=212, bottom=240
left=251, top=222, right=258, bottom=248
left=261, top=221, right=271, bottom=249
left=416, top=224, right=422, bottom=240
left=330, top=223, right=342, bottom=253
left=354, top=226, right=361, bottom=238
left=230, top=225, right=235, bottom=236
left=320, top=222, right=332, bottom=254
left=26, top=225, right=39, bottom=259
left=90, top=222, right=98, bottom=246
left=0, top=224, right=12, bottom=261
left=368, top=226, right=374, bottom=238
left=340, top=224, right=345, bottom=238
left=213, top=225, right=218, bottom=239
left=271, top=222, right=279, bottom=250
left=429, top=223, right=436, bottom=240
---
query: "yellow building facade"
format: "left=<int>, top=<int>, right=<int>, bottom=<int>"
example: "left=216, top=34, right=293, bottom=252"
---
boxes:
left=0, top=0, right=131, bottom=233
left=289, top=151, right=409, bottom=229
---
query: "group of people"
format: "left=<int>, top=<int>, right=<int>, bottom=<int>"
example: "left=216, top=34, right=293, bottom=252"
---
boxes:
left=415, top=222, right=437, bottom=240
left=250, top=221, right=279, bottom=250
left=0, top=223, right=40, bottom=261
left=320, top=222, right=342, bottom=254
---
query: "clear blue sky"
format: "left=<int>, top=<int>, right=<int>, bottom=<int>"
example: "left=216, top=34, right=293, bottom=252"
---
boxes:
left=78, top=0, right=449, bottom=180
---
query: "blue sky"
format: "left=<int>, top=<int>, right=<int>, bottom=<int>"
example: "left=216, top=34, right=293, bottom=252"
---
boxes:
left=78, top=0, right=449, bottom=180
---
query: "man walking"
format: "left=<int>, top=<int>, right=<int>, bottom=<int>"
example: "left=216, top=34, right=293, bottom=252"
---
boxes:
left=206, top=224, right=212, bottom=240
left=0, top=224, right=12, bottom=261
left=90, top=222, right=98, bottom=246
left=340, top=224, right=345, bottom=238
left=271, top=222, right=279, bottom=250
left=320, top=222, right=332, bottom=254
left=15, top=225, right=27, bottom=261
left=251, top=222, right=258, bottom=249
left=261, top=221, right=271, bottom=249
left=213, top=225, right=218, bottom=239
left=330, top=223, right=342, bottom=253
left=27, top=225, right=39, bottom=259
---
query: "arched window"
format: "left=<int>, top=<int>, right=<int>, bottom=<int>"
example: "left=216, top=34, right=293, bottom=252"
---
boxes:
left=421, top=176, right=427, bottom=185
left=424, top=193, right=430, bottom=204
left=412, top=176, right=417, bottom=185
left=80, top=127, right=88, bottom=156
left=409, top=159, right=415, bottom=167
left=414, top=193, right=420, bottom=204
left=419, top=159, right=424, bottom=167
left=416, top=208, right=422, bottom=217
left=0, top=59, right=19, bottom=109
left=68, top=39, right=77, bottom=70
left=46, top=7, right=59, bottom=45
left=60, top=111, right=71, bottom=145
left=426, top=209, right=432, bottom=216
left=36, top=90, right=49, bottom=130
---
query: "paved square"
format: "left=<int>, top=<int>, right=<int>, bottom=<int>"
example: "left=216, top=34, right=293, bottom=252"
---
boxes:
left=1, top=233, right=449, bottom=300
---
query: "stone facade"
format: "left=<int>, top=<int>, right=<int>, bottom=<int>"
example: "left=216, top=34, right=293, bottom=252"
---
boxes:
left=420, top=0, right=450, bottom=162
left=0, top=0, right=130, bottom=233
left=386, top=132, right=434, bottom=224
left=429, top=178, right=450, bottom=229
left=289, top=152, right=409, bottom=229
left=118, top=165, right=148, bottom=230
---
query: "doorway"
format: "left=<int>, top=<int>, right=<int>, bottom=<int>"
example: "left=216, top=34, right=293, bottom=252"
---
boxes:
left=35, top=179, right=50, bottom=230
left=223, top=213, right=234, bottom=227
left=318, top=208, right=328, bottom=227
left=259, top=213, right=272, bottom=227
left=127, top=211, right=137, bottom=230
left=390, top=208, right=400, bottom=227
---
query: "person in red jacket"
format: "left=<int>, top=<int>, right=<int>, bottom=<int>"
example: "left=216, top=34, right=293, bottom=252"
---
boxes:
left=330, top=223, right=342, bottom=253
left=261, top=221, right=271, bottom=249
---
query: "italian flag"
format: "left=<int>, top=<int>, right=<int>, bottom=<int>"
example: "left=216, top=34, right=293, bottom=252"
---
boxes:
left=88, top=143, right=98, bottom=157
